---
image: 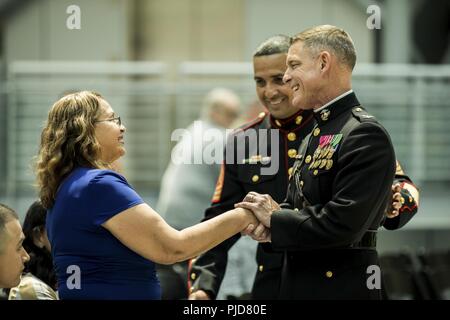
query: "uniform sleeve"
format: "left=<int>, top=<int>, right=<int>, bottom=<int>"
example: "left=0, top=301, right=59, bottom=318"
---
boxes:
left=88, top=170, right=144, bottom=227
left=271, top=122, right=396, bottom=250
left=383, top=170, right=419, bottom=230
left=190, top=136, right=247, bottom=299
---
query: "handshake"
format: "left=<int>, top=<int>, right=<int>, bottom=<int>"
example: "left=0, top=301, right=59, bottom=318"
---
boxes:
left=188, top=192, right=279, bottom=300
left=234, top=191, right=280, bottom=243
left=234, top=182, right=409, bottom=243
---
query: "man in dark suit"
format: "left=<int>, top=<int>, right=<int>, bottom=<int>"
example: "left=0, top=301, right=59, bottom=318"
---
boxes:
left=236, top=25, right=398, bottom=300
left=189, top=32, right=418, bottom=300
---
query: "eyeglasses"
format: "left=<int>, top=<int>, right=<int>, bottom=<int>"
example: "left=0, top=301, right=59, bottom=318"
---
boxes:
left=95, top=116, right=121, bottom=126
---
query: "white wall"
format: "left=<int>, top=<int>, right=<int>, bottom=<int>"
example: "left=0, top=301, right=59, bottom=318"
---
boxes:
left=5, top=0, right=375, bottom=63
left=135, top=0, right=245, bottom=62
left=5, top=0, right=131, bottom=62
left=245, top=0, right=374, bottom=62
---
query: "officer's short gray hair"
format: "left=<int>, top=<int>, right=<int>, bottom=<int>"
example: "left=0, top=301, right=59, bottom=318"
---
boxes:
left=253, top=34, right=292, bottom=57
left=292, top=25, right=356, bottom=70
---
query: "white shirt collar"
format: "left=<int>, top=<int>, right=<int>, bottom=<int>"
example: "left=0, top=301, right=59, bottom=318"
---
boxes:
left=314, top=89, right=354, bottom=113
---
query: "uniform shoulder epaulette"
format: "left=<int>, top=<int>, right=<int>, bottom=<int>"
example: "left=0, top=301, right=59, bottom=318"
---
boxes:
left=232, top=111, right=267, bottom=135
left=351, top=106, right=378, bottom=123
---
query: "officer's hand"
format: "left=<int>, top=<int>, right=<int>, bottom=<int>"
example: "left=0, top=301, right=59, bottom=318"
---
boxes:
left=241, top=192, right=280, bottom=211
left=235, top=192, right=280, bottom=228
left=386, top=183, right=402, bottom=218
left=188, top=290, right=211, bottom=300
left=242, top=222, right=271, bottom=242
left=241, top=223, right=256, bottom=236
left=251, top=223, right=271, bottom=242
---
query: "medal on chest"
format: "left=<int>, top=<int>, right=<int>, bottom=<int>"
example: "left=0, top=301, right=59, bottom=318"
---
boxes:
left=309, top=134, right=343, bottom=172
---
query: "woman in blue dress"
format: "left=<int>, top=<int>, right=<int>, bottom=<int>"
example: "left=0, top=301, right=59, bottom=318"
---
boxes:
left=35, top=91, right=262, bottom=300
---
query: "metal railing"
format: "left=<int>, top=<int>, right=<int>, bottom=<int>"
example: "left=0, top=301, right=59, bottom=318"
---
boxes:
left=4, top=61, right=171, bottom=196
left=2, top=61, right=450, bottom=199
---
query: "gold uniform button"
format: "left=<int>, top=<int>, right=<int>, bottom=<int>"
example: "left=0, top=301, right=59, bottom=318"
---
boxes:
left=295, top=115, right=303, bottom=125
left=288, top=149, right=297, bottom=158
left=258, top=112, right=266, bottom=118
left=252, top=175, right=260, bottom=183
left=326, top=271, right=333, bottom=278
left=409, top=196, right=413, bottom=203
left=288, top=167, right=293, bottom=176
left=287, top=132, right=296, bottom=141
left=259, top=265, right=264, bottom=272
left=400, top=197, right=405, bottom=204
left=305, top=155, right=312, bottom=164
left=191, top=273, right=196, bottom=280
left=313, top=169, right=318, bottom=175
left=275, top=120, right=282, bottom=127
left=355, top=107, right=362, bottom=112
left=313, top=128, right=320, bottom=136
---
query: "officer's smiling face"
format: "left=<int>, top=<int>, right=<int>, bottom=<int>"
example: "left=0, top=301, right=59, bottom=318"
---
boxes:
left=284, top=41, right=323, bottom=110
left=253, top=53, right=301, bottom=120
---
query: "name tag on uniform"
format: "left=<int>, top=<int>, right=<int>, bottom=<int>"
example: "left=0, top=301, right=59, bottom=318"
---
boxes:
left=242, top=155, right=271, bottom=165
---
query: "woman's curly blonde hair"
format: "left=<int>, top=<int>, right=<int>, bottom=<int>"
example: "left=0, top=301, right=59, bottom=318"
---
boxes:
left=35, top=91, right=110, bottom=209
